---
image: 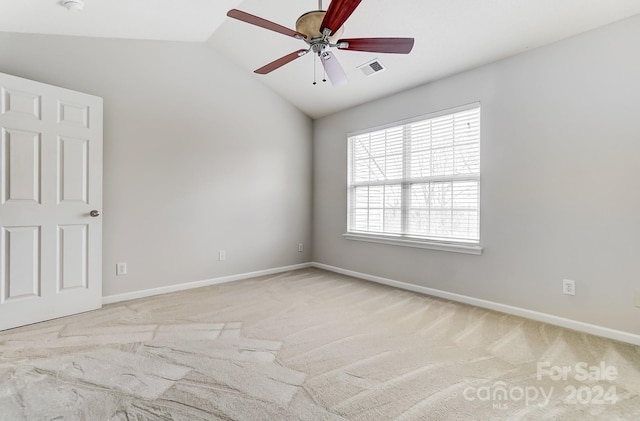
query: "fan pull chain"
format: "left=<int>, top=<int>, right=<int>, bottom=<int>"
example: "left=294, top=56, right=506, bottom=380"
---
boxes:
left=313, top=54, right=317, bottom=85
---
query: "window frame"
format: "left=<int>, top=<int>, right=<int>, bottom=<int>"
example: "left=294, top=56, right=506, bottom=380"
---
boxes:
left=345, top=102, right=483, bottom=255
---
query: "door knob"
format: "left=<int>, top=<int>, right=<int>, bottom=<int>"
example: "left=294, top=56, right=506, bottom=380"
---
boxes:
left=90, top=210, right=101, bottom=217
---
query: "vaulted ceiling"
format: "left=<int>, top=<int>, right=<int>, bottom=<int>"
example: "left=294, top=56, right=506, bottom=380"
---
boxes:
left=3, top=0, right=640, bottom=118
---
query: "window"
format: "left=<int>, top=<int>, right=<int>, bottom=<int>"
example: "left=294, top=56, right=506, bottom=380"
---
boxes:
left=346, top=103, right=481, bottom=252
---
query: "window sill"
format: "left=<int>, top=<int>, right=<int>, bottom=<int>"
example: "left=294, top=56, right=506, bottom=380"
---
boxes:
left=343, top=233, right=483, bottom=255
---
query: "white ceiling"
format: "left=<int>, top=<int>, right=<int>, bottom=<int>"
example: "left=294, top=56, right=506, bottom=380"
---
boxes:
left=210, top=0, right=640, bottom=118
left=0, top=0, right=243, bottom=42
left=2, top=1, right=640, bottom=118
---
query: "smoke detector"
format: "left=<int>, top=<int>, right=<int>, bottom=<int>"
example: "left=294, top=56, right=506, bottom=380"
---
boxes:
left=62, top=0, right=84, bottom=12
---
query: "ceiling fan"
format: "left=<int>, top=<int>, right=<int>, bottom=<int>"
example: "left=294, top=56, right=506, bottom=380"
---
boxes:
left=226, top=0, right=414, bottom=86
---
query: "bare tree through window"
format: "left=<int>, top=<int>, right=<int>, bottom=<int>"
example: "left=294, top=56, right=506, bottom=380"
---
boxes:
left=348, top=104, right=480, bottom=243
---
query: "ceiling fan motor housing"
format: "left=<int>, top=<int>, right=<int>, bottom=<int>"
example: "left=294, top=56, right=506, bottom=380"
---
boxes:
left=295, top=11, right=344, bottom=42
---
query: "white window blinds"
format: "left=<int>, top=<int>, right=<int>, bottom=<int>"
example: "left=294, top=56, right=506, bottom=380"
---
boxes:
left=347, top=104, right=480, bottom=244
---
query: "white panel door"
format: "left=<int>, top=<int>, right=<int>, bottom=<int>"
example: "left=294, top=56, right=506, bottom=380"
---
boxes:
left=0, top=72, right=103, bottom=331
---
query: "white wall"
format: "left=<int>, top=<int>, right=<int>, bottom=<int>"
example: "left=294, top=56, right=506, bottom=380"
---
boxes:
left=0, top=32, right=313, bottom=296
left=313, top=15, right=640, bottom=335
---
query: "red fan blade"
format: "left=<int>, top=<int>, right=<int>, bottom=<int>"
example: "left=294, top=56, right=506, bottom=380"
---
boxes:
left=255, top=50, right=309, bottom=75
left=337, top=38, right=415, bottom=54
left=227, top=9, right=306, bottom=39
left=320, top=0, right=362, bottom=36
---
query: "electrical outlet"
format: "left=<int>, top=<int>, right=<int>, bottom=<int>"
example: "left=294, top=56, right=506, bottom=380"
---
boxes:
left=116, top=262, right=127, bottom=276
left=218, top=250, right=226, bottom=261
left=298, top=243, right=304, bottom=252
left=635, top=290, right=640, bottom=308
left=562, top=279, right=575, bottom=296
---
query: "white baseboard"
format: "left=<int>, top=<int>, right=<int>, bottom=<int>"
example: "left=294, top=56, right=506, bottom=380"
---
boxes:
left=312, top=262, right=640, bottom=346
left=102, top=263, right=312, bottom=305
left=101, top=260, right=639, bottom=346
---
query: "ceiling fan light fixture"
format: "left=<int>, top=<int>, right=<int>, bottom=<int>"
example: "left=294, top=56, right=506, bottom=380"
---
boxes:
left=62, top=0, right=85, bottom=12
left=321, top=51, right=348, bottom=86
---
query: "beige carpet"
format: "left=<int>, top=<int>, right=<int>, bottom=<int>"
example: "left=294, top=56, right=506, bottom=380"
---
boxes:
left=1, top=268, right=639, bottom=420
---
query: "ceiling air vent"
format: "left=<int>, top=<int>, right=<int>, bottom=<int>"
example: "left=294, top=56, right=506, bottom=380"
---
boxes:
left=358, top=59, right=386, bottom=76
